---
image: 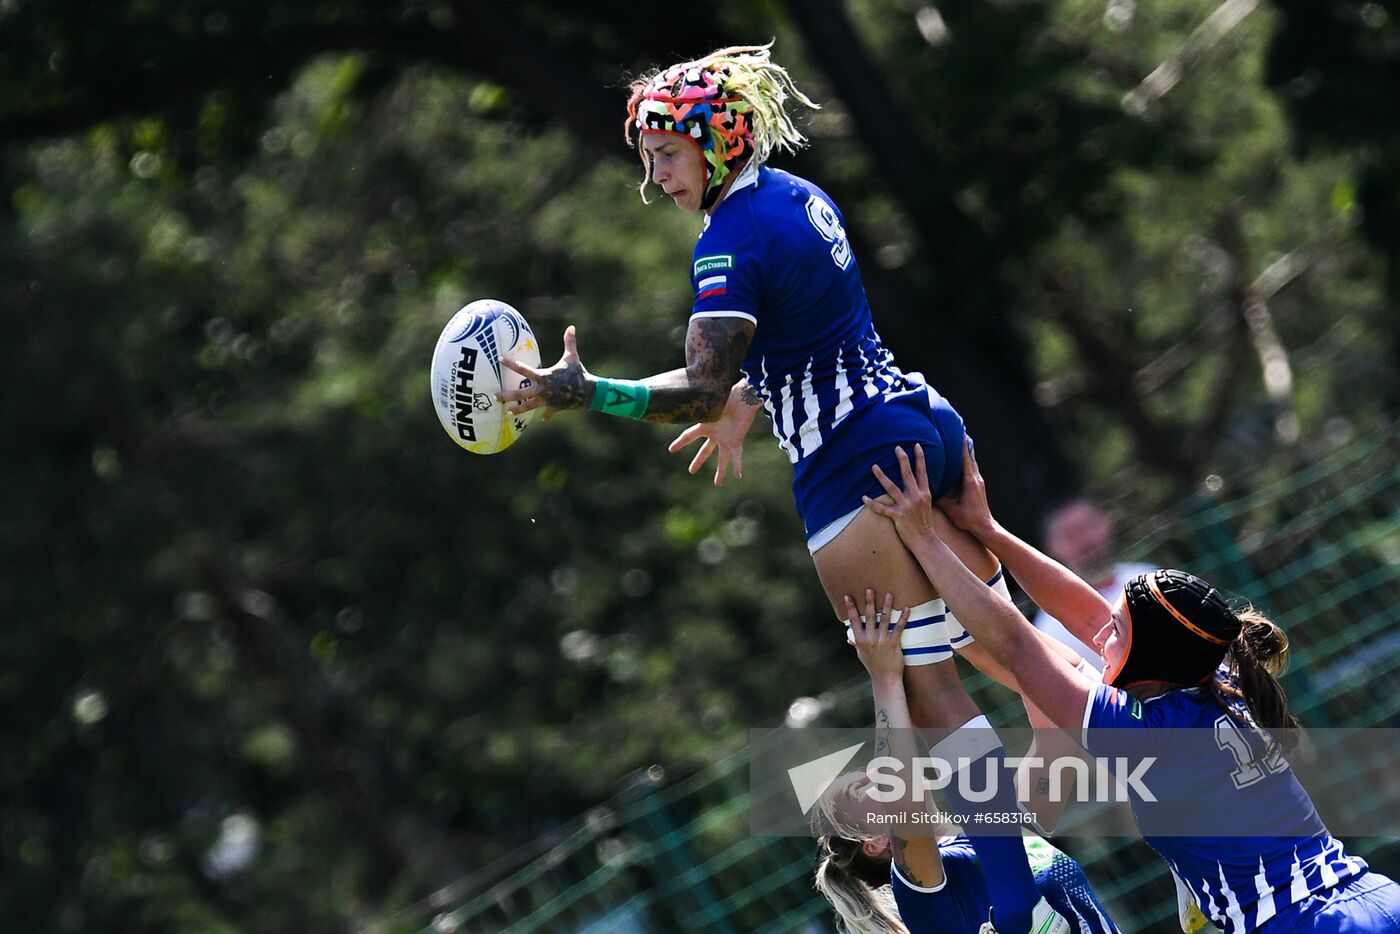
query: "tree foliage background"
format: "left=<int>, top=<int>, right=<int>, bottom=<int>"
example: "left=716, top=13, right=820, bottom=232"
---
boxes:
left=2, top=0, right=1397, bottom=930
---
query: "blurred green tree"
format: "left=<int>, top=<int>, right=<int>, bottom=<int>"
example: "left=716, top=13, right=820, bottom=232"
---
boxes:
left=1267, top=0, right=1400, bottom=402
left=1, top=1, right=1395, bottom=930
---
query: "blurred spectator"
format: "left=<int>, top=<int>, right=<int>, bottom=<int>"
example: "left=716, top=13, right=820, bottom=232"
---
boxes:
left=1030, top=498, right=1153, bottom=670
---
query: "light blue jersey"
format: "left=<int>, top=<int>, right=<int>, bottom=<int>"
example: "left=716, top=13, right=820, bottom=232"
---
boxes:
left=691, top=163, right=963, bottom=537
left=890, top=836, right=1119, bottom=934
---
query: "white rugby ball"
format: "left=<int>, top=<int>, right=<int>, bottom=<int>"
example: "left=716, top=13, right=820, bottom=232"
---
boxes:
left=429, top=299, right=542, bottom=455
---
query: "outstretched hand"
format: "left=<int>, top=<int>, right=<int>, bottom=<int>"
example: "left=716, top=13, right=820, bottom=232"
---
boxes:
left=863, top=445, right=941, bottom=551
left=667, top=381, right=760, bottom=486
left=935, top=444, right=996, bottom=539
left=845, top=589, right=909, bottom=681
left=496, top=325, right=591, bottom=420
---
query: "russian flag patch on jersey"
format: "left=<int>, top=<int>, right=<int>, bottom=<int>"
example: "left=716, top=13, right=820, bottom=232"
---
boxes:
left=696, top=274, right=728, bottom=299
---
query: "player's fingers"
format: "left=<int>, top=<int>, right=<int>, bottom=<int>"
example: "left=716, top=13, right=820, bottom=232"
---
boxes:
left=507, top=397, right=545, bottom=416
left=561, top=325, right=579, bottom=362
left=939, top=448, right=971, bottom=505
left=890, top=603, right=911, bottom=643
left=713, top=451, right=729, bottom=487
left=963, top=444, right=980, bottom=483
left=863, top=589, right=879, bottom=634
left=877, top=592, right=896, bottom=643
left=843, top=594, right=865, bottom=640
left=914, top=444, right=930, bottom=498
left=895, top=446, right=918, bottom=492
left=862, top=494, right=895, bottom=518
left=667, top=424, right=706, bottom=453
left=496, top=382, right=538, bottom=402
left=688, top=438, right=717, bottom=475
left=541, top=407, right=558, bottom=422
left=733, top=444, right=743, bottom=480
left=871, top=463, right=903, bottom=502
left=501, top=357, right=542, bottom=379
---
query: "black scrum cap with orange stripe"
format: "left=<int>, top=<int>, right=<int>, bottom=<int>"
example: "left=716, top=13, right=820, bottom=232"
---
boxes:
left=1108, top=569, right=1239, bottom=689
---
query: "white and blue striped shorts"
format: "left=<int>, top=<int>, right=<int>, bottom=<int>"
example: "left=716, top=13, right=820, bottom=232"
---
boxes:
left=845, top=568, right=1010, bottom=666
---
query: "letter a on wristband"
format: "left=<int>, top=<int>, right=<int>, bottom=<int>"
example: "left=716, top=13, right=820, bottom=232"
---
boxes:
left=590, top=378, right=651, bottom=419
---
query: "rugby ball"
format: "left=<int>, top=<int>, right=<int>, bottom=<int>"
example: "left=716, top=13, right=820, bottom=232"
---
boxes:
left=430, top=300, right=542, bottom=454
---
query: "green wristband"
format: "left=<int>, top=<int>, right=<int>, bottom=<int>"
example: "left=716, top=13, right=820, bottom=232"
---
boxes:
left=589, top=378, right=651, bottom=419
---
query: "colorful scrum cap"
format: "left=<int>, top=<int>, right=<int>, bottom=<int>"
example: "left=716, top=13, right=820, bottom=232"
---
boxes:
left=630, top=61, right=756, bottom=209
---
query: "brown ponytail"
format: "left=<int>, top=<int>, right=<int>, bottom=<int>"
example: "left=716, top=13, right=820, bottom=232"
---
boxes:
left=814, top=834, right=910, bottom=934
left=1209, top=608, right=1301, bottom=752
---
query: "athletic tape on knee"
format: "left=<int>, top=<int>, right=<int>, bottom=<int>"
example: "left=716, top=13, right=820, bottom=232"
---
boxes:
left=843, top=598, right=959, bottom=665
left=901, top=599, right=955, bottom=664
left=844, top=597, right=948, bottom=646
left=944, top=566, right=1010, bottom=649
left=898, top=598, right=951, bottom=650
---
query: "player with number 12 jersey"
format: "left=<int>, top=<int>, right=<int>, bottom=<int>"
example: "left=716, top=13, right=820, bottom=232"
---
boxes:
left=1084, top=671, right=1372, bottom=934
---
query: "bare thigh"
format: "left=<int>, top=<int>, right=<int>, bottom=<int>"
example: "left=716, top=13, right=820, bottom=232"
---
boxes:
left=811, top=499, right=997, bottom=616
left=812, top=503, right=991, bottom=729
left=812, top=501, right=1021, bottom=717
left=812, top=503, right=936, bottom=613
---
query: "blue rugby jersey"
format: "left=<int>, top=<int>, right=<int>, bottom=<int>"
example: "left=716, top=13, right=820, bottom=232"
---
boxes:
left=890, top=836, right=1119, bottom=934
left=1083, top=680, right=1367, bottom=934
left=690, top=163, right=921, bottom=466
left=691, top=163, right=964, bottom=536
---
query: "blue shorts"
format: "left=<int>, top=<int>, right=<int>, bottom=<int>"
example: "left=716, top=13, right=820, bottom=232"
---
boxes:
left=1267, top=873, right=1400, bottom=932
left=793, top=384, right=965, bottom=541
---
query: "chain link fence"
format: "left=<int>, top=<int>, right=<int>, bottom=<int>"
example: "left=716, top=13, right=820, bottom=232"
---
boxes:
left=372, top=425, right=1399, bottom=934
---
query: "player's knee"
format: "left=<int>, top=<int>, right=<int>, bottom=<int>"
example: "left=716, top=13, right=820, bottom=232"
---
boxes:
left=942, top=566, right=1008, bottom=655
left=986, top=565, right=1011, bottom=602
left=895, top=598, right=957, bottom=668
left=845, top=597, right=962, bottom=678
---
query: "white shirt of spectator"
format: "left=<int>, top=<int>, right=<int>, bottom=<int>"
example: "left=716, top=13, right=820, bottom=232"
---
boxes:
left=1030, top=563, right=1156, bottom=671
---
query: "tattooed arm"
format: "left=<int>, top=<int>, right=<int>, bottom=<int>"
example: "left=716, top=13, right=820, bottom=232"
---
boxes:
left=639, top=316, right=754, bottom=423
left=498, top=318, right=754, bottom=424
left=848, top=591, right=946, bottom=891
left=658, top=316, right=765, bottom=482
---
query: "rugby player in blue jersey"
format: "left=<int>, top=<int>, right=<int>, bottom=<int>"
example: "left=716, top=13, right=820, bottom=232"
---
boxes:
left=811, top=589, right=1119, bottom=934
left=864, top=443, right=1400, bottom=933
left=497, top=44, right=1094, bottom=932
